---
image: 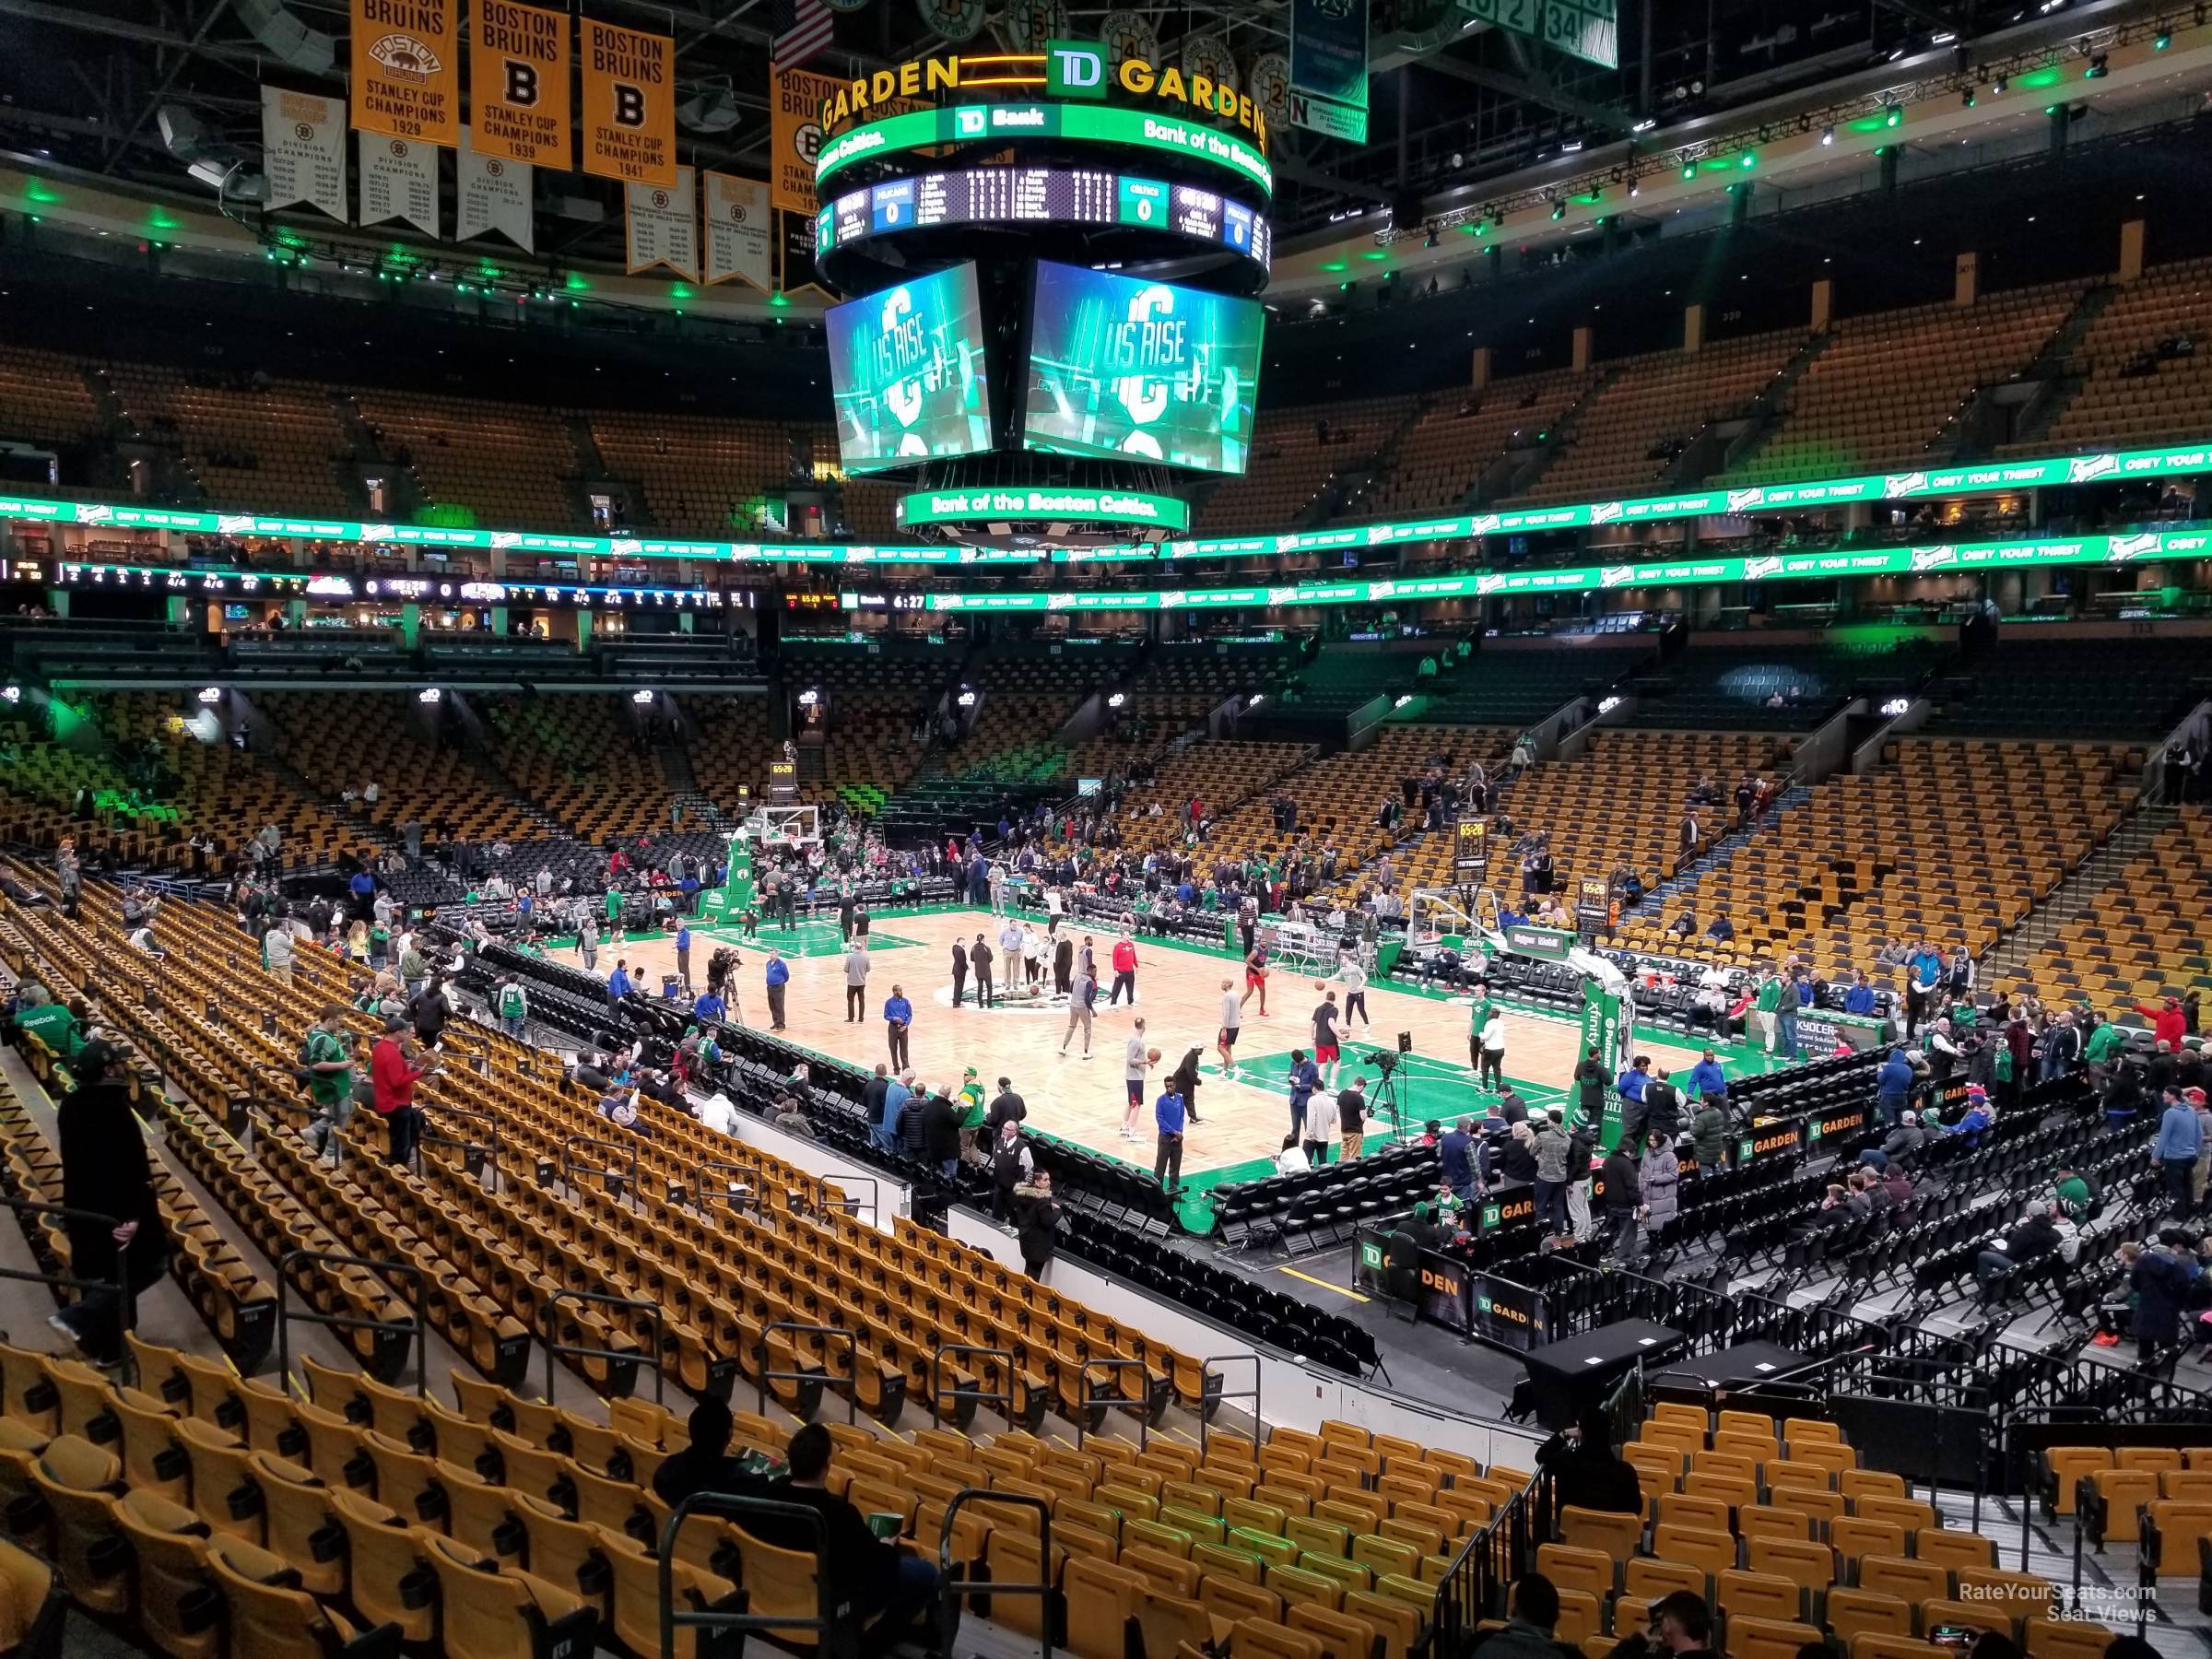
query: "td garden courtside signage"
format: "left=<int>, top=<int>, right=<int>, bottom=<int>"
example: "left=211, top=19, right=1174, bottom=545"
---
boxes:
left=896, top=488, right=1190, bottom=531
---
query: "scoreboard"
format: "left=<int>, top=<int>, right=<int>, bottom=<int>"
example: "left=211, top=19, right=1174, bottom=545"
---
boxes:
left=816, top=166, right=1271, bottom=270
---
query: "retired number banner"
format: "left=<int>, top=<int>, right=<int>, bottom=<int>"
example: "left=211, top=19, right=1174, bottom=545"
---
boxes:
left=582, top=18, right=677, bottom=186
left=470, top=0, right=571, bottom=168
left=350, top=0, right=459, bottom=145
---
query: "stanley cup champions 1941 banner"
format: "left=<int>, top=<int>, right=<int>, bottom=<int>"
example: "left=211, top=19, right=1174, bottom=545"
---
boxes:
left=350, top=0, right=459, bottom=145
left=582, top=17, right=677, bottom=186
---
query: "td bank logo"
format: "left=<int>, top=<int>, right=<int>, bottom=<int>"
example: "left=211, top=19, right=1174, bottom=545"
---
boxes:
left=1737, top=1136, right=1754, bottom=1163
left=1047, top=40, right=1107, bottom=98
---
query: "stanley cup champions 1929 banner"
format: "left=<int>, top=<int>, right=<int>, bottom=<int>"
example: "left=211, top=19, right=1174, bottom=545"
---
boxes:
left=350, top=0, right=459, bottom=145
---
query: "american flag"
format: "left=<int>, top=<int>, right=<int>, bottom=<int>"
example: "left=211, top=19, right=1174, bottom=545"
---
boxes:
left=772, top=0, right=836, bottom=72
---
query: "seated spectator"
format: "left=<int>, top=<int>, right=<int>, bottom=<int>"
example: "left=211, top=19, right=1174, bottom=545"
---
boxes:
left=1476, top=1574, right=1571, bottom=1659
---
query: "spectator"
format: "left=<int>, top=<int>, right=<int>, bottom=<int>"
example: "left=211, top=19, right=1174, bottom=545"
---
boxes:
left=921, top=1087, right=962, bottom=1181
left=1014, top=1171, right=1061, bottom=1280
left=1337, top=1077, right=1369, bottom=1161
left=2119, top=1238, right=2192, bottom=1364
left=1440, top=1116, right=1476, bottom=1202
left=1646, top=1590, right=1719, bottom=1659
left=1535, top=1410, right=1641, bottom=1515
left=989, top=1120, right=1032, bottom=1223
left=1154, top=1078, right=1187, bottom=1190
left=2156, top=1085, right=2203, bottom=1212
left=1601, top=1138, right=1643, bottom=1265
left=1688, top=1095, right=1727, bottom=1176
left=1876, top=1045, right=1914, bottom=1125
left=300, top=1005, right=358, bottom=1165
left=494, top=976, right=529, bottom=1040
left=1641, top=1133, right=1680, bottom=1241
left=763, top=949, right=790, bottom=1031
left=1530, top=1110, right=1571, bottom=1241
left=48, top=1040, right=167, bottom=1366
left=370, top=1017, right=437, bottom=1168
left=1476, top=1575, right=1570, bottom=1659
left=883, top=983, right=912, bottom=1071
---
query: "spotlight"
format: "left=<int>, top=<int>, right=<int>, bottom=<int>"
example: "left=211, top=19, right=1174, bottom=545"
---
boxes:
left=1424, top=229, right=1439, bottom=248
left=2084, top=49, right=2108, bottom=76
left=1820, top=124, right=1835, bottom=144
left=1961, top=87, right=1977, bottom=107
left=1738, top=150, right=1756, bottom=168
left=2155, top=29, right=2171, bottom=48
left=1549, top=200, right=1565, bottom=219
left=1628, top=179, right=1641, bottom=197
left=1993, top=73, right=2007, bottom=92
left=1883, top=105, right=1902, bottom=126
left=1681, top=160, right=1697, bottom=179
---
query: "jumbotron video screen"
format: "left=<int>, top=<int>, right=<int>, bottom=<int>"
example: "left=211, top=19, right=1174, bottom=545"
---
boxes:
left=1020, top=261, right=1264, bottom=475
left=825, top=262, right=996, bottom=473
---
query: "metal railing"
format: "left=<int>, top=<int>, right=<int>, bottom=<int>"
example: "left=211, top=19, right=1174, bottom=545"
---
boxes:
left=0, top=1195, right=132, bottom=1359
left=656, top=1496, right=841, bottom=1659
left=694, top=1159, right=761, bottom=1218
left=558, top=1133, right=641, bottom=1206
left=418, top=1102, right=500, bottom=1187
left=276, top=1248, right=425, bottom=1396
left=757, top=1323, right=857, bottom=1424
left=942, top=1488, right=1051, bottom=1659
left=929, top=1342, right=1011, bottom=1430
left=1433, top=1467, right=1551, bottom=1658
left=1197, top=1354, right=1262, bottom=1457
left=541, top=1287, right=664, bottom=1407
left=1076, top=1355, right=1148, bottom=1449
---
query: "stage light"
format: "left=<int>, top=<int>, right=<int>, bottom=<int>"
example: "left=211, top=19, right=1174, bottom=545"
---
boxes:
left=1820, top=124, right=1835, bottom=144
left=1681, top=161, right=1697, bottom=179
left=236, top=0, right=335, bottom=73
left=2155, top=29, right=2171, bottom=48
left=1883, top=105, right=1903, bottom=126
left=2084, top=50, right=2108, bottom=76
left=1993, top=73, right=2007, bottom=92
left=1627, top=180, right=1641, bottom=197
left=1549, top=200, right=1565, bottom=219
left=0, top=687, right=18, bottom=705
left=1961, top=87, right=1977, bottom=107
left=1738, top=150, right=1756, bottom=167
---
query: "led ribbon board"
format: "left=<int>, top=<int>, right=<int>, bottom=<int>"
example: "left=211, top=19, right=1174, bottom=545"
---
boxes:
left=815, top=102, right=1273, bottom=198
left=817, top=166, right=1270, bottom=270
left=897, top=487, right=1190, bottom=530
left=5, top=440, right=2209, bottom=563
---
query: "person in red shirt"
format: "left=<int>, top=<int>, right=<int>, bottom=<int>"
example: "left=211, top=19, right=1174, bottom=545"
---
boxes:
left=370, top=1018, right=439, bottom=1167
left=1109, top=934, right=1139, bottom=1006
left=2136, top=994, right=2188, bottom=1051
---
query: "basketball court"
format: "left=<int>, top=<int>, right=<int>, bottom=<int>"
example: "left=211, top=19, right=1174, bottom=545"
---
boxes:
left=544, top=906, right=1724, bottom=1201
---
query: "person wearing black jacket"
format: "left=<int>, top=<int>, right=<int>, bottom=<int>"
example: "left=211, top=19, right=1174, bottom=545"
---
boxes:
left=1601, top=1143, right=1643, bottom=1265
left=949, top=941, right=969, bottom=1007
left=657, top=1414, right=948, bottom=1659
left=1053, top=933, right=1075, bottom=997
left=922, top=1089, right=963, bottom=1180
left=861, top=1064, right=890, bottom=1136
left=408, top=977, right=451, bottom=1050
left=1535, top=1411, right=1642, bottom=1515
left=1170, top=1046, right=1206, bottom=1124
left=51, top=1041, right=169, bottom=1365
left=1014, top=1173, right=1061, bottom=1280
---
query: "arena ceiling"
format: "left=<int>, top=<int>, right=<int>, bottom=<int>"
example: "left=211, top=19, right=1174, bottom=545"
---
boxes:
left=0, top=0, right=2055, bottom=256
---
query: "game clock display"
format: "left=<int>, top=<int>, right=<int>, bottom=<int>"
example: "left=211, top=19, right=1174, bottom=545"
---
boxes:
left=825, top=263, right=996, bottom=475
left=1020, top=261, right=1265, bottom=475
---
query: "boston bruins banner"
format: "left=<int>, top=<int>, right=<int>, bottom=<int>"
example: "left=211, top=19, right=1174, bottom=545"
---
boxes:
left=470, top=0, right=570, bottom=168
left=260, top=85, right=347, bottom=221
left=582, top=18, right=677, bottom=186
left=349, top=0, right=458, bottom=146
left=771, top=66, right=839, bottom=217
left=626, top=168, right=700, bottom=280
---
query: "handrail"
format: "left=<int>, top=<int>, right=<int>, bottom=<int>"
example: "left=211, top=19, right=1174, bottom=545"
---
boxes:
left=695, top=1159, right=760, bottom=1218
left=1197, top=1353, right=1262, bottom=1457
left=418, top=1101, right=500, bottom=1186
left=941, top=1488, right=1050, bottom=1659
left=929, top=1342, right=1012, bottom=1430
left=757, top=1322, right=857, bottom=1425
left=0, top=1195, right=132, bottom=1359
left=542, top=1286, right=664, bottom=1407
left=655, top=1494, right=839, bottom=1659
left=1076, top=1354, right=1148, bottom=1449
left=276, top=1247, right=426, bottom=1396
left=559, top=1132, right=642, bottom=1208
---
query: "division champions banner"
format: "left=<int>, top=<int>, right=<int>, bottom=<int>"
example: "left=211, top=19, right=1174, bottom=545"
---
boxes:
left=705, top=173, right=773, bottom=290
left=261, top=86, right=347, bottom=220
left=626, top=168, right=700, bottom=280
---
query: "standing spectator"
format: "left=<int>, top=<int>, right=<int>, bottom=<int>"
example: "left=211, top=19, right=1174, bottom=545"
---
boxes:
left=1015, top=1171, right=1061, bottom=1281
left=1535, top=1411, right=1642, bottom=1515
left=1336, top=1076, right=1369, bottom=1160
left=1154, top=1078, right=1187, bottom=1190
left=48, top=1041, right=167, bottom=1365
left=1688, top=1094, right=1727, bottom=1176
left=1575, top=1049, right=1611, bottom=1124
left=1440, top=1116, right=1476, bottom=1202
left=1060, top=959, right=1096, bottom=1058
left=1601, top=1137, right=1643, bottom=1265
left=300, top=1006, right=359, bottom=1165
left=949, top=938, right=969, bottom=1007
left=984, top=1077, right=1027, bottom=1139
left=2137, top=994, right=2189, bottom=1052
left=1687, top=1049, right=1727, bottom=1112
left=263, top=916, right=297, bottom=988
left=922, top=1087, right=962, bottom=1181
left=989, top=1120, right=1032, bottom=1223
left=606, top=959, right=633, bottom=1006
left=396, top=935, right=426, bottom=1002
left=842, top=941, right=871, bottom=1022
left=971, top=934, right=996, bottom=1006
left=1877, top=1045, right=1914, bottom=1125
left=1641, top=1133, right=1681, bottom=1245
left=494, top=977, right=529, bottom=1040
left=2120, top=1238, right=2192, bottom=1364
left=883, top=984, right=912, bottom=1071
left=1752, top=968, right=1784, bottom=1053
left=370, top=1016, right=437, bottom=1168
left=1109, top=932, right=1138, bottom=1006
left=2156, top=1086, right=2203, bottom=1212
left=1288, top=1048, right=1322, bottom=1147
left=876, top=1069, right=912, bottom=1155
left=409, top=975, right=451, bottom=1051
left=577, top=911, right=600, bottom=973
left=763, top=949, right=790, bottom=1032
left=861, top=1063, right=890, bottom=1149
left=1530, top=1109, right=1571, bottom=1241
left=675, top=923, right=693, bottom=994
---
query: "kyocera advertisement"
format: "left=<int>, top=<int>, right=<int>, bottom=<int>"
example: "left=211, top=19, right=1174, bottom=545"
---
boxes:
left=825, top=262, right=995, bottom=473
left=1021, top=260, right=1263, bottom=475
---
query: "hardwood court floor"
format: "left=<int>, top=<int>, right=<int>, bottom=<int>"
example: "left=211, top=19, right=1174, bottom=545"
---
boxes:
left=551, top=909, right=1710, bottom=1178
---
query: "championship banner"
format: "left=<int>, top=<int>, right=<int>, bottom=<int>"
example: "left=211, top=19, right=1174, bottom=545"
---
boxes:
left=704, top=173, right=773, bottom=290
left=349, top=0, right=458, bottom=145
left=582, top=18, right=677, bottom=186
left=358, top=133, right=440, bottom=237
left=778, top=209, right=828, bottom=298
left=470, top=0, right=571, bottom=168
left=457, top=132, right=535, bottom=251
left=771, top=66, right=840, bottom=215
left=1288, top=0, right=1368, bottom=142
left=625, top=168, right=700, bottom=280
left=260, top=86, right=347, bottom=220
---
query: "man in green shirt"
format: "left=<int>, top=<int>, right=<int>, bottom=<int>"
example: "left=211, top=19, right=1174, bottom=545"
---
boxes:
left=1468, top=992, right=1499, bottom=1074
left=605, top=886, right=625, bottom=940
left=1752, top=971, right=1785, bottom=1054
left=14, top=989, right=85, bottom=1060
left=2082, top=1014, right=2128, bottom=1088
left=495, top=979, right=529, bottom=1040
left=301, top=1005, right=358, bottom=1165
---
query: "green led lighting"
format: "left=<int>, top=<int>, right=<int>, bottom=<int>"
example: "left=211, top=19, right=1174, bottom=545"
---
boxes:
left=564, top=272, right=591, bottom=292
left=1884, top=106, right=1902, bottom=126
left=670, top=283, right=696, bottom=299
left=24, top=181, right=62, bottom=206
left=1359, top=249, right=1390, bottom=260
left=1318, top=259, right=1348, bottom=271
left=1681, top=162, right=1697, bottom=179
left=2017, top=66, right=2065, bottom=88
left=1738, top=150, right=1756, bottom=168
left=768, top=291, right=791, bottom=307
left=900, top=487, right=1190, bottom=532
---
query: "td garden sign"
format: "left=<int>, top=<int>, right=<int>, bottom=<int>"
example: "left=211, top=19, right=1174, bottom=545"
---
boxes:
left=815, top=44, right=1270, bottom=151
